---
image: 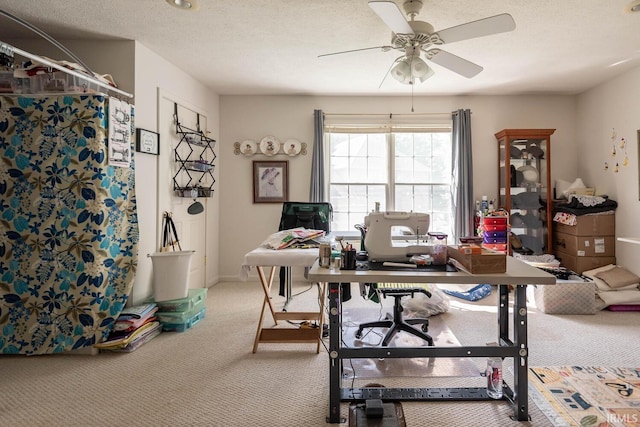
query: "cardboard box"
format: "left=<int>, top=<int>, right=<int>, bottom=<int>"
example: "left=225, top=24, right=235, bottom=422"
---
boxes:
left=554, top=250, right=616, bottom=274
left=527, top=278, right=597, bottom=314
left=447, top=245, right=506, bottom=274
left=553, top=214, right=615, bottom=236
left=552, top=232, right=615, bottom=257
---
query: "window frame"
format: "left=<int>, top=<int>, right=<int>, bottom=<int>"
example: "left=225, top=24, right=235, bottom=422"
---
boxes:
left=325, top=125, right=453, bottom=234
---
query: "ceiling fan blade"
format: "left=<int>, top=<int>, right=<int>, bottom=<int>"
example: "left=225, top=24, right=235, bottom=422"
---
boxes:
left=318, top=45, right=394, bottom=58
left=424, top=49, right=483, bottom=78
left=433, top=13, right=516, bottom=45
left=368, top=1, right=414, bottom=35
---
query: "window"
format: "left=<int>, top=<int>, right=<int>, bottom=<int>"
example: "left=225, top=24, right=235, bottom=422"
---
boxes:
left=327, top=128, right=452, bottom=238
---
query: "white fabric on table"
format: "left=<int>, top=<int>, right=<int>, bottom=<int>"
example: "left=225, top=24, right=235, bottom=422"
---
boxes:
left=240, top=247, right=319, bottom=281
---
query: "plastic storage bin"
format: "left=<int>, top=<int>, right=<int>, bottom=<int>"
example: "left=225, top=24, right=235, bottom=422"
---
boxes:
left=154, top=288, right=207, bottom=312
left=161, top=307, right=206, bottom=332
left=156, top=297, right=206, bottom=324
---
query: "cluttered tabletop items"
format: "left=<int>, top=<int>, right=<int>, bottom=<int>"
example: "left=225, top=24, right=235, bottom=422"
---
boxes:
left=243, top=210, right=562, bottom=281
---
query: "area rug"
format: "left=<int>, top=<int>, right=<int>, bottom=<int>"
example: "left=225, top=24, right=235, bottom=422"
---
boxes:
left=341, top=307, right=480, bottom=379
left=529, top=366, right=640, bottom=426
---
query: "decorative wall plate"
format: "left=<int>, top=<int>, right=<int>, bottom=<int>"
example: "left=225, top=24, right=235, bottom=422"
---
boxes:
left=284, top=138, right=301, bottom=156
left=240, top=139, right=257, bottom=156
left=259, top=135, right=281, bottom=156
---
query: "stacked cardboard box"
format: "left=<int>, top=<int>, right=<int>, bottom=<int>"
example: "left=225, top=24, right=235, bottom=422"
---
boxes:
left=552, top=214, right=615, bottom=273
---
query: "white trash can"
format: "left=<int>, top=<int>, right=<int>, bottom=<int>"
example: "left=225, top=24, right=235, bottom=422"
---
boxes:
left=148, top=250, right=195, bottom=301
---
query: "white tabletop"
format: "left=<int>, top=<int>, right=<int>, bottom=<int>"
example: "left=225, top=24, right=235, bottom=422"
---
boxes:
left=308, top=256, right=556, bottom=285
left=240, top=246, right=319, bottom=281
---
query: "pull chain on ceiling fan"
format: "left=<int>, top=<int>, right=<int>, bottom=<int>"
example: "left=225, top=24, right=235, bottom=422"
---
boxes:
left=319, top=0, right=516, bottom=87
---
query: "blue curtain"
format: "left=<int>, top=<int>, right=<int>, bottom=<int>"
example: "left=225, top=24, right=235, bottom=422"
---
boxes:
left=309, top=109, right=325, bottom=202
left=451, top=109, right=474, bottom=242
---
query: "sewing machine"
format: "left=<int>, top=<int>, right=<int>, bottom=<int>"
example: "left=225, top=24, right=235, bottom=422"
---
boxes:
left=364, top=211, right=431, bottom=262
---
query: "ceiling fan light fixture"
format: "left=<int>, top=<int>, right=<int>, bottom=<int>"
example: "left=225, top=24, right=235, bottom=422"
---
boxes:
left=391, top=54, right=434, bottom=85
left=166, top=0, right=200, bottom=11
left=410, top=57, right=430, bottom=78
left=391, top=59, right=412, bottom=84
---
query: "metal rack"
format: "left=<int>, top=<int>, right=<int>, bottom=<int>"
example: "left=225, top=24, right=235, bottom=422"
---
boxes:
left=172, top=106, right=216, bottom=198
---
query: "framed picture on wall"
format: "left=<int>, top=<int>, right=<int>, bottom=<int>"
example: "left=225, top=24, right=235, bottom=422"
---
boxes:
left=253, top=160, right=289, bottom=203
left=135, top=128, right=160, bottom=155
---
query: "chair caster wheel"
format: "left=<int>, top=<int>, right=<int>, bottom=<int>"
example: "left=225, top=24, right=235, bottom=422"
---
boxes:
left=421, top=324, right=429, bottom=332
left=355, top=330, right=363, bottom=339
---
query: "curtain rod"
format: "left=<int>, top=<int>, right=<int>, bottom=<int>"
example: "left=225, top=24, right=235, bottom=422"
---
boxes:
left=322, top=111, right=470, bottom=117
left=0, top=41, right=134, bottom=99
left=0, top=8, right=94, bottom=77
left=323, top=112, right=452, bottom=116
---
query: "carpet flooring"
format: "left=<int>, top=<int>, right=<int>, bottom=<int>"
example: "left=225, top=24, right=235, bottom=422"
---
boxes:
left=1, top=281, right=639, bottom=426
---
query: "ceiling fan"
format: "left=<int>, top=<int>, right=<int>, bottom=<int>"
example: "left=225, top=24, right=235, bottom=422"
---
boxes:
left=319, top=0, right=516, bottom=86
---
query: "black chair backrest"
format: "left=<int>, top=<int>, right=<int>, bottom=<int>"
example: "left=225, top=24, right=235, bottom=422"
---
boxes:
left=278, top=202, right=332, bottom=232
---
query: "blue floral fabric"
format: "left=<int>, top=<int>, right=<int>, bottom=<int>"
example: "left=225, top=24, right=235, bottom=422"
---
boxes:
left=0, top=95, right=138, bottom=355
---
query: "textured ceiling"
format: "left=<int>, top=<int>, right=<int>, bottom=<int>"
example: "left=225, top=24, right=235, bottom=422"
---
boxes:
left=0, top=0, right=639, bottom=96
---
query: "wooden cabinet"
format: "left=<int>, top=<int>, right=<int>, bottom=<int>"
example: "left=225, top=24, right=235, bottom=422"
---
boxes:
left=495, top=129, right=555, bottom=254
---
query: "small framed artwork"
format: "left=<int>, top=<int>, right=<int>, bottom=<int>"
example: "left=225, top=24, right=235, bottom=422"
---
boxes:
left=136, top=128, right=160, bottom=155
left=253, top=160, right=289, bottom=203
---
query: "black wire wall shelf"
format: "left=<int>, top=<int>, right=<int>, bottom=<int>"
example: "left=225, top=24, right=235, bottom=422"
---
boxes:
left=172, top=120, right=216, bottom=198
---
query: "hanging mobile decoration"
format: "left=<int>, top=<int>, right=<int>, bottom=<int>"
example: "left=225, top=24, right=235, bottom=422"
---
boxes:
left=614, top=162, right=619, bottom=173
left=604, top=161, right=609, bottom=171
left=611, top=128, right=617, bottom=156
left=621, top=137, right=629, bottom=166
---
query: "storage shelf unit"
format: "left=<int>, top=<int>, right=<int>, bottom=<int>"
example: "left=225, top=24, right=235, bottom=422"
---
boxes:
left=495, top=129, right=555, bottom=254
left=172, top=123, right=216, bottom=198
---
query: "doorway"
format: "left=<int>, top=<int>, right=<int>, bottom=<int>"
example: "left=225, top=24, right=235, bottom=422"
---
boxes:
left=157, top=90, right=210, bottom=288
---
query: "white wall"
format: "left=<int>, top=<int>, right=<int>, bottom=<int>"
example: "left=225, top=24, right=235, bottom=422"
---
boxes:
left=132, top=42, right=220, bottom=304
left=219, top=95, right=577, bottom=281
left=577, top=65, right=640, bottom=274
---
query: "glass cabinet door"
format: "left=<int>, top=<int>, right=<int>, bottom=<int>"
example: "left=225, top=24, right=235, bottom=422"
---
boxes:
left=495, top=129, right=555, bottom=255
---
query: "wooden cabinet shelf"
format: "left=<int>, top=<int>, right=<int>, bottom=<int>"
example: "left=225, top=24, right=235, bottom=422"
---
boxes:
left=495, top=129, right=555, bottom=254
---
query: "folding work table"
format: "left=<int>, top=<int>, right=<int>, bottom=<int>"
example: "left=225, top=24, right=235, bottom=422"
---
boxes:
left=241, top=246, right=323, bottom=353
left=308, top=257, right=555, bottom=423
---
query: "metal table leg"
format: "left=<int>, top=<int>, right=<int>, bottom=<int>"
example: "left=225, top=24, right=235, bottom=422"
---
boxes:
left=512, top=284, right=529, bottom=421
left=327, top=282, right=344, bottom=423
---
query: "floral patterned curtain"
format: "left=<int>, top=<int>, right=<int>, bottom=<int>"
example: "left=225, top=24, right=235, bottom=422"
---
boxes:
left=0, top=94, right=138, bottom=355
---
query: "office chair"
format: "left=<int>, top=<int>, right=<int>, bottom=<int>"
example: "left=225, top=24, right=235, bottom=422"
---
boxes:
left=355, top=284, right=434, bottom=346
left=354, top=223, right=435, bottom=347
left=277, top=202, right=333, bottom=297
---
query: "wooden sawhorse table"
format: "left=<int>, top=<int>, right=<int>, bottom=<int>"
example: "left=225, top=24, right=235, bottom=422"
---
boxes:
left=241, top=246, right=325, bottom=353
